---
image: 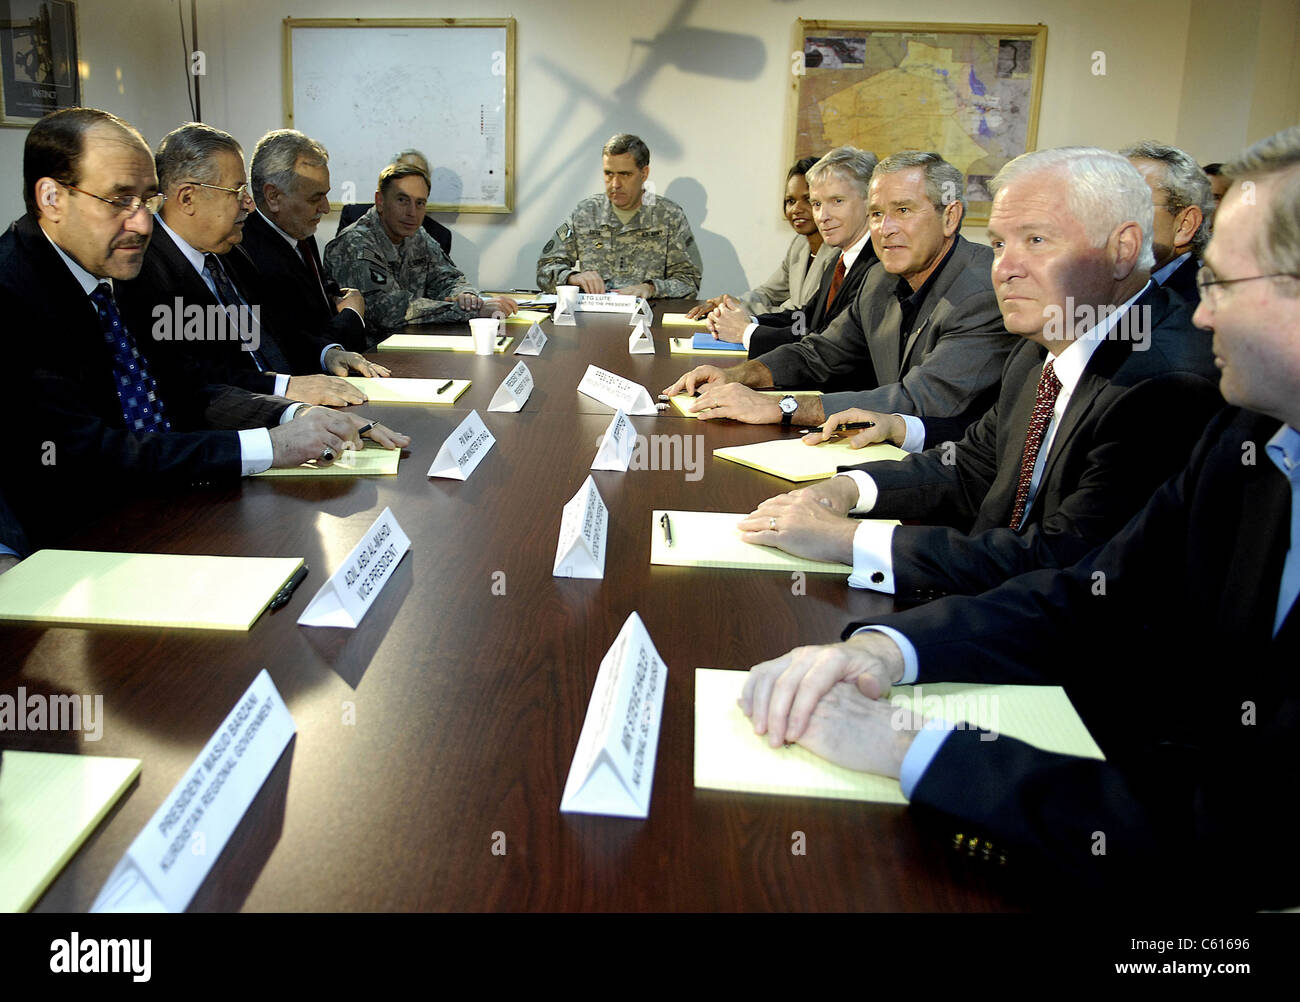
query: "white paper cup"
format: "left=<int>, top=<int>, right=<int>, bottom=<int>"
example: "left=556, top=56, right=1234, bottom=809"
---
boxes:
left=469, top=317, right=498, bottom=355
left=556, top=285, right=580, bottom=312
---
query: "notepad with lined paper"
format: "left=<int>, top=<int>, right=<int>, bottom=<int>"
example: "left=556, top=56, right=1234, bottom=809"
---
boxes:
left=651, top=509, right=880, bottom=574
left=713, top=435, right=906, bottom=481
left=0, top=550, right=303, bottom=630
left=376, top=333, right=513, bottom=352
left=342, top=376, right=470, bottom=404
left=694, top=668, right=1104, bottom=804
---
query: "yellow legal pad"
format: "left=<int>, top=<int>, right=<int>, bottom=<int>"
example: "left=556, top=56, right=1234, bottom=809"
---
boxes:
left=254, top=444, right=401, bottom=477
left=342, top=376, right=470, bottom=404
left=376, top=333, right=514, bottom=352
left=713, top=435, right=907, bottom=481
left=668, top=390, right=822, bottom=418
left=661, top=312, right=710, bottom=327
left=0, top=751, right=141, bottom=912
left=651, top=510, right=877, bottom=574
left=501, top=310, right=549, bottom=325
left=0, top=550, right=304, bottom=630
left=694, top=668, right=1104, bottom=804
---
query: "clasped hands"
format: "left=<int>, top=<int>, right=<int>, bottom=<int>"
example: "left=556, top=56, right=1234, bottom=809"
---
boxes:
left=738, top=631, right=919, bottom=778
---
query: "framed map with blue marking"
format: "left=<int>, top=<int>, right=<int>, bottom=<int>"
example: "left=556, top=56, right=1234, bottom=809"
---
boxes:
left=790, top=20, right=1047, bottom=225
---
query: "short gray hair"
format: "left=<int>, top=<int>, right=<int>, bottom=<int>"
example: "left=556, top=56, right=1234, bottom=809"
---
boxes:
left=1221, top=125, right=1300, bottom=284
left=805, top=146, right=879, bottom=199
left=251, top=129, right=329, bottom=210
left=602, top=133, right=649, bottom=168
left=392, top=148, right=430, bottom=173
left=991, top=147, right=1155, bottom=272
left=1119, top=139, right=1214, bottom=256
left=155, top=121, right=243, bottom=191
left=873, top=151, right=966, bottom=217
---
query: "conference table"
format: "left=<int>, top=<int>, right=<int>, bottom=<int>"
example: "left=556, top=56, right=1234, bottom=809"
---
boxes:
left=6, top=300, right=1030, bottom=912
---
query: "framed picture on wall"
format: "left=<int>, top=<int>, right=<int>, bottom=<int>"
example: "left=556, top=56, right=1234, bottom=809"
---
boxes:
left=789, top=20, right=1047, bottom=225
left=0, top=0, right=80, bottom=128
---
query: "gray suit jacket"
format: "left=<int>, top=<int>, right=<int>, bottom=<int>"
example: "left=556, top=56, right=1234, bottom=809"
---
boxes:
left=759, top=236, right=1014, bottom=420
left=740, top=236, right=834, bottom=314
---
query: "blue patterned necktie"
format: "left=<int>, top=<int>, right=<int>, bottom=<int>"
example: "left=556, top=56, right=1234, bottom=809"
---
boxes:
left=203, top=252, right=273, bottom=371
left=89, top=283, right=172, bottom=433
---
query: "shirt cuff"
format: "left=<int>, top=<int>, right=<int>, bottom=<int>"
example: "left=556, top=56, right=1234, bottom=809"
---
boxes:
left=272, top=373, right=290, bottom=397
left=838, top=469, right=877, bottom=513
left=898, top=414, right=926, bottom=454
left=847, top=519, right=897, bottom=593
left=0, top=544, right=19, bottom=559
left=239, top=428, right=275, bottom=476
left=898, top=724, right=953, bottom=799
left=741, top=322, right=758, bottom=350
left=318, top=343, right=343, bottom=371
left=849, top=624, right=920, bottom=684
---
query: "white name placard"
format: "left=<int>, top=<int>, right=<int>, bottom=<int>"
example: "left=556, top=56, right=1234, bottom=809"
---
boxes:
left=297, top=507, right=412, bottom=628
left=628, top=320, right=653, bottom=354
left=553, top=475, right=608, bottom=579
left=514, top=322, right=548, bottom=355
left=591, top=409, right=636, bottom=472
left=577, top=292, right=640, bottom=313
left=560, top=612, right=667, bottom=818
left=576, top=364, right=657, bottom=415
left=428, top=409, right=496, bottom=479
left=488, top=360, right=534, bottom=413
left=629, top=296, right=654, bottom=324
left=91, top=669, right=296, bottom=912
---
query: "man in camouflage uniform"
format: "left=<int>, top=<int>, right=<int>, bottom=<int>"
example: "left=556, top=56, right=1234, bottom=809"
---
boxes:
left=536, top=133, right=702, bottom=298
left=325, top=163, right=515, bottom=336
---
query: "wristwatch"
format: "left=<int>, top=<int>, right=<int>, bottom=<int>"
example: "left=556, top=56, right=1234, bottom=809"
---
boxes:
left=778, top=395, right=798, bottom=426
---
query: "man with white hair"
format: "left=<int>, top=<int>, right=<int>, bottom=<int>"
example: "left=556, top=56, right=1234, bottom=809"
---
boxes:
left=737, top=147, right=1218, bottom=602
left=736, top=129, right=1300, bottom=907
left=1121, top=140, right=1214, bottom=304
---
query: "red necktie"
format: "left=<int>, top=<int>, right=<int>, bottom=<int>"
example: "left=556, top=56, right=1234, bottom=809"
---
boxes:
left=825, top=256, right=846, bottom=309
left=1009, top=359, right=1062, bottom=528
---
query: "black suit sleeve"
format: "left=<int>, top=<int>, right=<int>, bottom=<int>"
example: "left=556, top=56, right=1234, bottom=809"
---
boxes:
left=0, top=486, right=31, bottom=557
left=889, top=373, right=1224, bottom=600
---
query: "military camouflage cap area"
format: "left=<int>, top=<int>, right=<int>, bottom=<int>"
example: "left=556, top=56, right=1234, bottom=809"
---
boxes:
left=536, top=193, right=702, bottom=297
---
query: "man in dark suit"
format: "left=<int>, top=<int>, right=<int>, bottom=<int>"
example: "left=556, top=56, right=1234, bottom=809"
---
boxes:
left=116, top=123, right=383, bottom=409
left=1122, top=140, right=1212, bottom=305
left=241, top=129, right=369, bottom=357
left=4, top=108, right=408, bottom=549
left=702, top=147, right=878, bottom=356
left=0, top=486, right=30, bottom=572
left=338, top=150, right=454, bottom=259
left=737, top=129, right=1300, bottom=907
left=739, top=149, right=1220, bottom=602
left=664, top=152, right=1013, bottom=435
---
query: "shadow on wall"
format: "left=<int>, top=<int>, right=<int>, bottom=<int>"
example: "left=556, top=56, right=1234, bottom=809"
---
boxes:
left=505, top=0, right=766, bottom=289
left=665, top=176, right=746, bottom=298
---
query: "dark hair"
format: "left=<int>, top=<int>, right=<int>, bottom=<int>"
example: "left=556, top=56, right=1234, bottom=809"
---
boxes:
left=378, top=162, right=430, bottom=197
left=787, top=155, right=822, bottom=182
left=23, top=107, right=148, bottom=218
left=1202, top=162, right=1224, bottom=175
left=155, top=122, right=243, bottom=192
left=602, top=133, right=650, bottom=169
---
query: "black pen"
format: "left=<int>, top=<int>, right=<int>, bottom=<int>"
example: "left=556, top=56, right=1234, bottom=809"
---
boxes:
left=803, top=420, right=876, bottom=435
left=269, top=564, right=309, bottom=611
left=355, top=421, right=376, bottom=440
left=495, top=335, right=506, bottom=348
left=437, top=379, right=454, bottom=394
left=660, top=512, right=673, bottom=547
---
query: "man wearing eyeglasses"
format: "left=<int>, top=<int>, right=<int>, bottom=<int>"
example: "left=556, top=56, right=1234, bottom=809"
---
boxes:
left=735, top=127, right=1300, bottom=908
left=0, top=108, right=409, bottom=550
left=116, top=122, right=380, bottom=408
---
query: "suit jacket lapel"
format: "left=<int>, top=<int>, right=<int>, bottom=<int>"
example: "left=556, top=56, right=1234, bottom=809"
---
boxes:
left=806, top=249, right=841, bottom=330
left=1224, top=457, right=1291, bottom=643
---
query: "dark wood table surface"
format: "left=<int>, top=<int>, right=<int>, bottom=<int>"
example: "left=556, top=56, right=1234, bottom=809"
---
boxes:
left=4, top=300, right=1026, bottom=912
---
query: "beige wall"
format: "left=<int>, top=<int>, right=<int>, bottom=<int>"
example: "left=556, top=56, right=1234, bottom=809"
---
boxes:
left=2, top=0, right=1297, bottom=293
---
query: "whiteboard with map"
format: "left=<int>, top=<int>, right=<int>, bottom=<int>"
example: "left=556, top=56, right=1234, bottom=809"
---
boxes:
left=285, top=18, right=515, bottom=213
left=790, top=20, right=1047, bottom=225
